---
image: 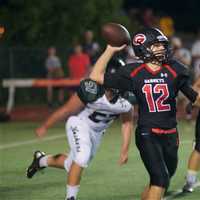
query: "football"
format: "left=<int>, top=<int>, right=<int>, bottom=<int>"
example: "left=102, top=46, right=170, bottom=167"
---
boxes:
left=101, top=23, right=131, bottom=47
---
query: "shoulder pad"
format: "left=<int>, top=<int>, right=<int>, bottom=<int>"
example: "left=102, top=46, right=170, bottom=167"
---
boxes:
left=114, top=62, right=142, bottom=78
left=169, top=59, right=189, bottom=76
left=77, top=79, right=104, bottom=104
left=125, top=62, right=143, bottom=70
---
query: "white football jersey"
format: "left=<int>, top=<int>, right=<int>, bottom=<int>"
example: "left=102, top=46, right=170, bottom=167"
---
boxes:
left=77, top=94, right=132, bottom=132
left=65, top=79, right=134, bottom=168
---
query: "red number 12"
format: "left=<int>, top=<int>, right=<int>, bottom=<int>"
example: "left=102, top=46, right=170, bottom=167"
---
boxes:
left=142, top=84, right=171, bottom=112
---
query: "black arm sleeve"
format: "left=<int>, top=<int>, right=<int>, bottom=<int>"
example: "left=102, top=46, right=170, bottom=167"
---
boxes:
left=180, top=83, right=198, bottom=103
left=175, top=63, right=198, bottom=103
left=104, top=67, right=133, bottom=92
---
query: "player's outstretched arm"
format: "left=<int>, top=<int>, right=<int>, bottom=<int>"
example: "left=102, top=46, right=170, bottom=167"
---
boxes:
left=89, top=44, right=126, bottom=84
left=36, top=94, right=84, bottom=138
left=118, top=108, right=133, bottom=165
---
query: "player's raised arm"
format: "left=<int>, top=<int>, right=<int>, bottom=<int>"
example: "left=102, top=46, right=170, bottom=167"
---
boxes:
left=90, top=23, right=130, bottom=84
left=118, top=108, right=133, bottom=165
left=89, top=45, right=126, bottom=84
left=35, top=94, right=84, bottom=138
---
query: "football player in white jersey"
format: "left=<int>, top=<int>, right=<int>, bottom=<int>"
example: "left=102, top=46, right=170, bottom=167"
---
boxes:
left=26, top=58, right=135, bottom=200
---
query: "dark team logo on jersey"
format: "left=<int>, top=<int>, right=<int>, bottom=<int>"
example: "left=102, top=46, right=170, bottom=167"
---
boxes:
left=133, top=34, right=146, bottom=46
left=84, top=80, right=97, bottom=94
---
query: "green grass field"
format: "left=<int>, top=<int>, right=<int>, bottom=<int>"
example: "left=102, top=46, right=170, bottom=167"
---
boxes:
left=0, top=120, right=200, bottom=200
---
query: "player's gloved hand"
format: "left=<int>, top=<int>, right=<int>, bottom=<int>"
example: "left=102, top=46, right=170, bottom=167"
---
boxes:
left=185, top=102, right=193, bottom=114
left=35, top=126, right=47, bottom=138
left=118, top=150, right=128, bottom=165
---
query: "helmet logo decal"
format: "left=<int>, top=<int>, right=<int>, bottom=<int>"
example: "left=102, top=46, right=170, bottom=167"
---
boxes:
left=133, top=34, right=146, bottom=45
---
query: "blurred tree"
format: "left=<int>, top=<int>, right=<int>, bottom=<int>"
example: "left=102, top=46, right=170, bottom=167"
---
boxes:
left=0, top=0, right=134, bottom=46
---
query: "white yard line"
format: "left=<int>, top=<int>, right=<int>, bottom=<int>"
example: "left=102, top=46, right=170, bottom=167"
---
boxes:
left=0, top=135, right=192, bottom=150
left=0, top=134, right=66, bottom=150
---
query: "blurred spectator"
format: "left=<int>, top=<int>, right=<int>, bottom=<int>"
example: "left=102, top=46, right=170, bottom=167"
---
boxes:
left=82, top=30, right=100, bottom=64
left=191, top=31, right=200, bottom=80
left=141, top=8, right=158, bottom=28
left=159, top=15, right=175, bottom=37
left=171, top=36, right=193, bottom=119
left=126, top=8, right=140, bottom=26
left=171, top=36, right=192, bottom=66
left=68, top=43, right=91, bottom=79
left=45, top=47, right=64, bottom=108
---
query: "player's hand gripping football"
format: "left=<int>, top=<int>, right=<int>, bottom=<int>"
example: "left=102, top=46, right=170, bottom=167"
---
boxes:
left=35, top=125, right=47, bottom=138
left=106, top=44, right=127, bottom=54
left=118, top=150, right=128, bottom=165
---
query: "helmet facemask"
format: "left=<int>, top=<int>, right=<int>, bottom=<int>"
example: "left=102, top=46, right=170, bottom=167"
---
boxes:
left=106, top=88, right=120, bottom=104
left=146, top=42, right=171, bottom=64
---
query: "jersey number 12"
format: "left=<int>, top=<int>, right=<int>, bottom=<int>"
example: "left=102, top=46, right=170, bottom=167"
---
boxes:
left=142, top=84, right=171, bottom=112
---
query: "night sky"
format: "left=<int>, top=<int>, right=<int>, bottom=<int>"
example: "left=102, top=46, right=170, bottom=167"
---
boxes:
left=123, top=0, right=200, bottom=32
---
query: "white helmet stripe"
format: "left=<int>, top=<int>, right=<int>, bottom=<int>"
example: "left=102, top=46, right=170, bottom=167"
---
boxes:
left=154, top=28, right=168, bottom=41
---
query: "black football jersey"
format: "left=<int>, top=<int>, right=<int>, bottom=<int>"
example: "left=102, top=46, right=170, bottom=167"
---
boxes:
left=104, top=59, right=198, bottom=130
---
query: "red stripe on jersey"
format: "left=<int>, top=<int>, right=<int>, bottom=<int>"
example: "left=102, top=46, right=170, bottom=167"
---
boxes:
left=130, top=64, right=146, bottom=77
left=152, top=128, right=177, bottom=135
left=144, top=64, right=162, bottom=75
left=163, top=64, right=177, bottom=78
